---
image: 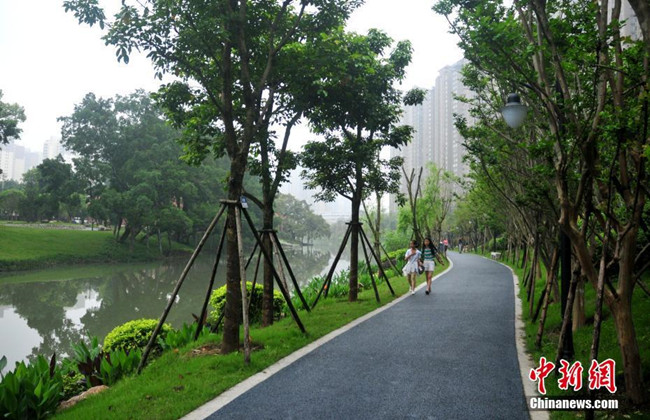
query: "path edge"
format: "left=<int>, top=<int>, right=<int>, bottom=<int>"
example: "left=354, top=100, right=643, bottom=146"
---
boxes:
left=495, top=258, right=549, bottom=420
left=181, top=259, right=455, bottom=420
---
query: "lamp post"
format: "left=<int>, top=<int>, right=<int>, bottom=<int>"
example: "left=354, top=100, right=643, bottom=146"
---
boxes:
left=499, top=93, right=574, bottom=360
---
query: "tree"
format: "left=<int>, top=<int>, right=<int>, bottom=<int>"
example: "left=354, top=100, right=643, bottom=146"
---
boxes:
left=0, top=90, right=25, bottom=146
left=65, top=0, right=357, bottom=353
left=420, top=163, right=457, bottom=243
left=435, top=0, right=649, bottom=403
left=301, top=28, right=425, bottom=301
left=275, top=193, right=330, bottom=244
left=0, top=189, right=24, bottom=220
left=19, top=169, right=45, bottom=222
left=60, top=91, right=204, bottom=250
left=36, top=155, right=81, bottom=221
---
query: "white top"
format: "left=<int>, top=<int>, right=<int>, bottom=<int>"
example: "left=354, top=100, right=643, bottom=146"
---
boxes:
left=404, top=249, right=421, bottom=273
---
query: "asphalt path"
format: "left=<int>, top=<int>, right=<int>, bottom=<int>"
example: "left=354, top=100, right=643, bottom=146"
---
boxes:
left=199, top=252, right=529, bottom=419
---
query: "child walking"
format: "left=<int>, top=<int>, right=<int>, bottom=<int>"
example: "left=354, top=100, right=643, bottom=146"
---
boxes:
left=404, top=240, right=422, bottom=295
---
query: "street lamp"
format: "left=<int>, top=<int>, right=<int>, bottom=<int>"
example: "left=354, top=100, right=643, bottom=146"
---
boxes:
left=499, top=93, right=574, bottom=360
left=500, top=93, right=528, bottom=129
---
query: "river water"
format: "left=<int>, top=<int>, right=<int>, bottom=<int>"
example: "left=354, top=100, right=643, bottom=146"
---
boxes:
left=0, top=247, right=348, bottom=373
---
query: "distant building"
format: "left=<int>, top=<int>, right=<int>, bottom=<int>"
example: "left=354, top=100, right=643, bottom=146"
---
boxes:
left=0, top=142, right=41, bottom=182
left=42, top=136, right=63, bottom=161
left=390, top=59, right=472, bottom=213
left=433, top=59, right=472, bottom=179
left=621, top=1, right=641, bottom=40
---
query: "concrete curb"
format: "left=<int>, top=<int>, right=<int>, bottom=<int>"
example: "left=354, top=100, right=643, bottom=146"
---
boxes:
left=181, top=260, right=455, bottom=420
left=488, top=257, right=549, bottom=420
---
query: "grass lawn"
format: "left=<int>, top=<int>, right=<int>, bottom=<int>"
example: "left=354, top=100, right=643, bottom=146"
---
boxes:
left=0, top=225, right=191, bottom=272
left=480, top=250, right=650, bottom=419
left=53, top=264, right=446, bottom=420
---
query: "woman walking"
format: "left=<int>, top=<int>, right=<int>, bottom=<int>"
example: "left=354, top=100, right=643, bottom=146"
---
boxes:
left=422, top=237, right=443, bottom=295
left=404, top=240, right=422, bottom=295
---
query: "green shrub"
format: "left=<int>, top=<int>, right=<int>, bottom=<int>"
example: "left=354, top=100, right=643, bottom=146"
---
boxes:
left=0, top=354, right=63, bottom=420
left=208, top=282, right=285, bottom=325
left=103, top=319, right=172, bottom=354
left=62, top=371, right=85, bottom=400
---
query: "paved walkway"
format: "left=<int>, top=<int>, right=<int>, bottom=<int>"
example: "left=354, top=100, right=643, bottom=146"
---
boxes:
left=187, top=252, right=530, bottom=419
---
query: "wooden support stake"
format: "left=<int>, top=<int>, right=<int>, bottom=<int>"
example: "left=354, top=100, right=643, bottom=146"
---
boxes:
left=248, top=245, right=263, bottom=314
left=270, top=230, right=310, bottom=312
left=240, top=207, right=305, bottom=333
left=311, top=223, right=352, bottom=309
left=244, top=241, right=260, bottom=270
left=360, top=231, right=380, bottom=303
left=235, top=206, right=251, bottom=365
left=138, top=204, right=226, bottom=373
left=195, top=220, right=228, bottom=340
left=360, top=226, right=395, bottom=296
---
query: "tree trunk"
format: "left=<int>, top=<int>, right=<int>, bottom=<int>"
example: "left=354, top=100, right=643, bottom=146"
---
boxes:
left=157, top=229, right=163, bottom=255
left=611, top=232, right=647, bottom=404
left=572, top=272, right=586, bottom=331
left=349, top=193, right=361, bottom=302
left=222, top=160, right=246, bottom=354
left=611, top=300, right=645, bottom=404
left=528, top=236, right=539, bottom=317
left=374, top=192, right=381, bottom=260
left=261, top=205, right=274, bottom=327
left=129, top=230, right=135, bottom=253
left=535, top=246, right=559, bottom=348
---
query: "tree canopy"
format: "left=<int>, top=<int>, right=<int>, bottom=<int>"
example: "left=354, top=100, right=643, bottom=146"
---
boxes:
left=0, top=90, right=26, bottom=146
left=301, top=27, right=425, bottom=301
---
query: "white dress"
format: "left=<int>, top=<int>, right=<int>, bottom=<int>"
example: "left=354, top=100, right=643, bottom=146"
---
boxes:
left=403, top=249, right=421, bottom=274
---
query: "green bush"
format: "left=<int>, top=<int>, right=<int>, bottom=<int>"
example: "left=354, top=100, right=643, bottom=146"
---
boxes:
left=0, top=355, right=63, bottom=420
left=62, top=371, right=85, bottom=400
left=103, top=319, right=172, bottom=354
left=208, top=282, right=285, bottom=325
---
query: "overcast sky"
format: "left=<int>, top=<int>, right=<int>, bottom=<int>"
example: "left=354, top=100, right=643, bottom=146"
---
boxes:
left=0, top=0, right=462, bottom=153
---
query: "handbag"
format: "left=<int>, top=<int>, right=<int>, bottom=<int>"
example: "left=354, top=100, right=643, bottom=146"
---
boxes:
left=418, top=265, right=425, bottom=275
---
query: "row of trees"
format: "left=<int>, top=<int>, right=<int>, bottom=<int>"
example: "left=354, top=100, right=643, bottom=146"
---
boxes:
left=434, top=0, right=650, bottom=405
left=64, top=0, right=424, bottom=354
left=1, top=92, right=329, bottom=253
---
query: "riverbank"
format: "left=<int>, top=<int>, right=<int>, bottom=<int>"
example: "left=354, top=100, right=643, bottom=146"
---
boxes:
left=53, top=264, right=445, bottom=419
left=0, top=225, right=191, bottom=272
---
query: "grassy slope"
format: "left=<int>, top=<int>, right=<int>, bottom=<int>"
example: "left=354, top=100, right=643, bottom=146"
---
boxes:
left=490, top=251, right=650, bottom=418
left=53, top=265, right=446, bottom=420
left=0, top=226, right=190, bottom=272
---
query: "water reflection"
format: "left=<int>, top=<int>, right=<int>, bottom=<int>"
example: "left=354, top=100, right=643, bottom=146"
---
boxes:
left=0, top=247, right=339, bottom=372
